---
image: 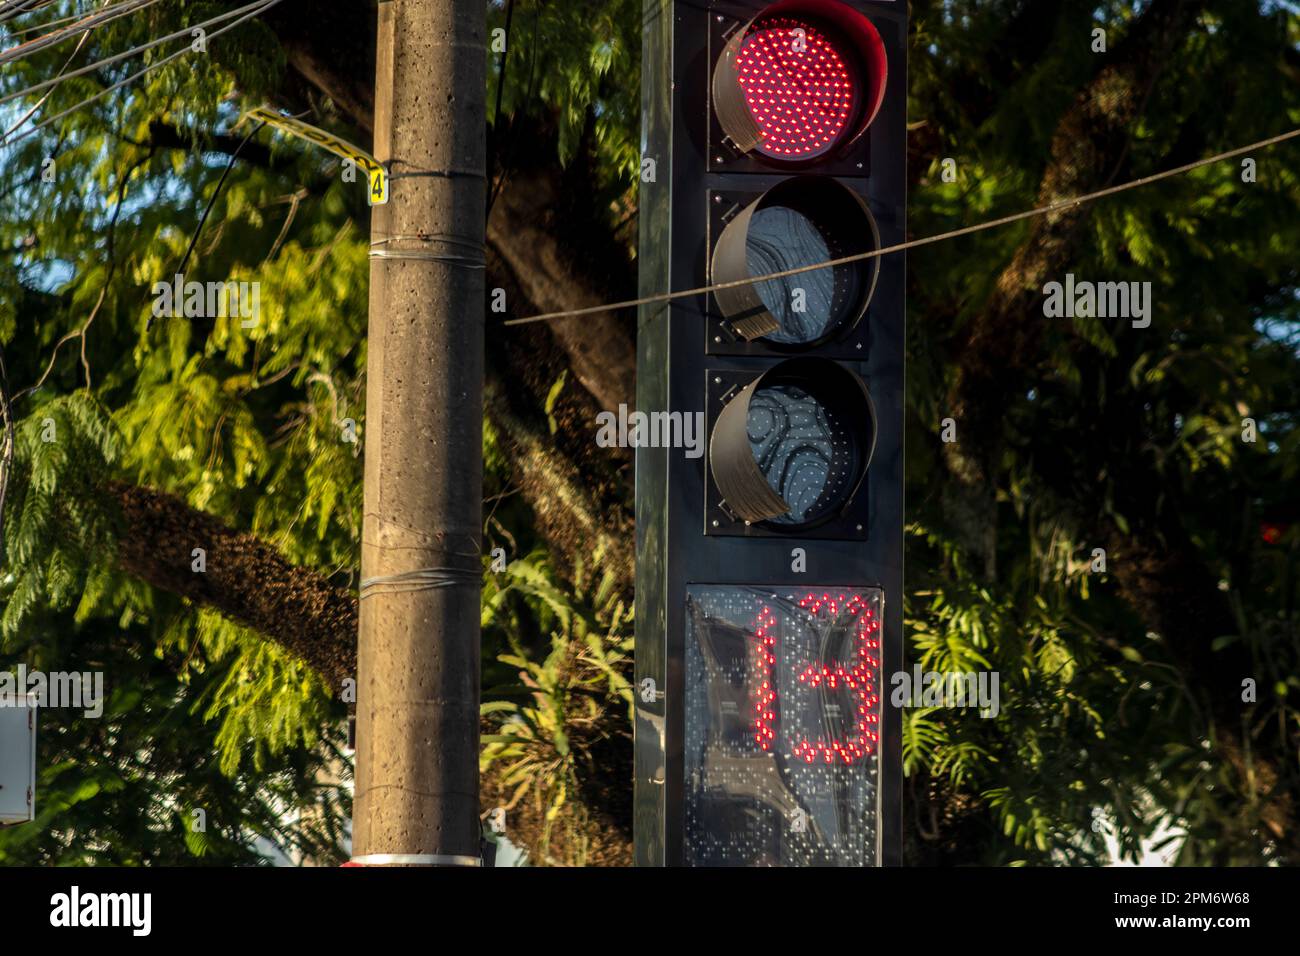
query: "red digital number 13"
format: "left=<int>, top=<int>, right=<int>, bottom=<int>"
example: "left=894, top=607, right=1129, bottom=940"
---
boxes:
left=752, top=593, right=881, bottom=764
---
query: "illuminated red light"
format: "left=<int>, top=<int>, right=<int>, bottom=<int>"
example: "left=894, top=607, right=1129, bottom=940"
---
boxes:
left=755, top=591, right=881, bottom=764
left=734, top=17, right=856, bottom=160
left=753, top=614, right=780, bottom=751
left=1261, top=522, right=1287, bottom=544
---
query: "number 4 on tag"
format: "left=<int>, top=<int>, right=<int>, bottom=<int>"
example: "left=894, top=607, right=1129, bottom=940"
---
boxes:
left=367, top=167, right=389, bottom=206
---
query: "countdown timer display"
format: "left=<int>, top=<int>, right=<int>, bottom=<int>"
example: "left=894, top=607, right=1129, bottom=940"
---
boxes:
left=684, top=585, right=882, bottom=866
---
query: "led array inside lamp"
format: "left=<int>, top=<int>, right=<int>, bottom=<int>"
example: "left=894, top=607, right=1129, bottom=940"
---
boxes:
left=751, top=591, right=880, bottom=763
left=734, top=18, right=856, bottom=160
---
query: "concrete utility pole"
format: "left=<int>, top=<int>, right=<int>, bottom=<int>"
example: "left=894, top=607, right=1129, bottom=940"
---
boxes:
left=353, top=0, right=486, bottom=867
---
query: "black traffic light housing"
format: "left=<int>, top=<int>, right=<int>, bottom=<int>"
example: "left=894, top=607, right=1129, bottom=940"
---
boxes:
left=709, top=176, right=882, bottom=350
left=705, top=358, right=876, bottom=538
left=708, top=0, right=888, bottom=173
left=635, top=0, right=905, bottom=866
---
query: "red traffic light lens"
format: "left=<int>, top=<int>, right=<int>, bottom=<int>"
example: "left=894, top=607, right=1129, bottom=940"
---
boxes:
left=735, top=18, right=856, bottom=160
left=713, top=0, right=887, bottom=164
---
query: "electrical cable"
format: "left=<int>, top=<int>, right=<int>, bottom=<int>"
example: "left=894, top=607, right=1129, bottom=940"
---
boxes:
left=0, top=0, right=162, bottom=66
left=0, top=1, right=58, bottom=27
left=2, top=0, right=284, bottom=149
left=146, top=118, right=267, bottom=330
left=0, top=0, right=279, bottom=110
left=502, top=125, right=1300, bottom=327
left=359, top=565, right=483, bottom=600
left=144, top=105, right=317, bottom=332
left=2, top=20, right=91, bottom=139
left=367, top=248, right=486, bottom=268
left=1, top=4, right=97, bottom=38
left=348, top=853, right=482, bottom=867
left=368, top=233, right=486, bottom=270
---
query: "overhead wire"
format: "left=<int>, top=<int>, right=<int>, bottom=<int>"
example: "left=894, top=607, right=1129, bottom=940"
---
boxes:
left=0, top=0, right=282, bottom=547
left=2, top=22, right=90, bottom=138
left=502, top=125, right=1300, bottom=327
left=0, top=1, right=59, bottom=27
left=146, top=117, right=268, bottom=331
left=1, top=0, right=284, bottom=148
left=1, top=4, right=97, bottom=38
left=0, top=0, right=163, bottom=67
left=0, top=0, right=279, bottom=110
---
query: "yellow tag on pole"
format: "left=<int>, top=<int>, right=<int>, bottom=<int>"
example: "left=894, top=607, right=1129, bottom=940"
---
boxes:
left=244, top=107, right=389, bottom=206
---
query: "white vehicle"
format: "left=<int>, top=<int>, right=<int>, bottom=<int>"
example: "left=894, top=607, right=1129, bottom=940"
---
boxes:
left=0, top=693, right=36, bottom=826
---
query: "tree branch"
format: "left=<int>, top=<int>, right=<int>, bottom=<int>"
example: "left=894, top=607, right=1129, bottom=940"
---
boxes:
left=487, top=167, right=636, bottom=413
left=144, top=120, right=286, bottom=171
left=947, top=0, right=1205, bottom=476
left=107, top=481, right=357, bottom=692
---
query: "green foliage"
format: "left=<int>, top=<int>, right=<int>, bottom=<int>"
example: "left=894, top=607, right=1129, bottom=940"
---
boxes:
left=479, top=548, right=633, bottom=866
left=3, top=0, right=1300, bottom=869
left=904, top=0, right=1300, bottom=863
left=1, top=0, right=359, bottom=863
left=0, top=608, right=351, bottom=866
left=1, top=0, right=644, bottom=869
left=3, top=393, right=122, bottom=636
left=488, top=0, right=642, bottom=215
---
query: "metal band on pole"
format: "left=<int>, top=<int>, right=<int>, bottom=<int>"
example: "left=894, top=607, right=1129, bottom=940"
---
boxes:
left=349, top=853, right=482, bottom=867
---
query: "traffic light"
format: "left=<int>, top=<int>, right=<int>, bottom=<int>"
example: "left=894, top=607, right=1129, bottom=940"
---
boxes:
left=635, top=0, right=905, bottom=866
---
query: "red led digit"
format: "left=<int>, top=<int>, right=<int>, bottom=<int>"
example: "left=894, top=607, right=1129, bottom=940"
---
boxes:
left=752, top=608, right=779, bottom=750
left=749, top=592, right=881, bottom=763
left=733, top=18, right=856, bottom=161
left=791, top=592, right=880, bottom=764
